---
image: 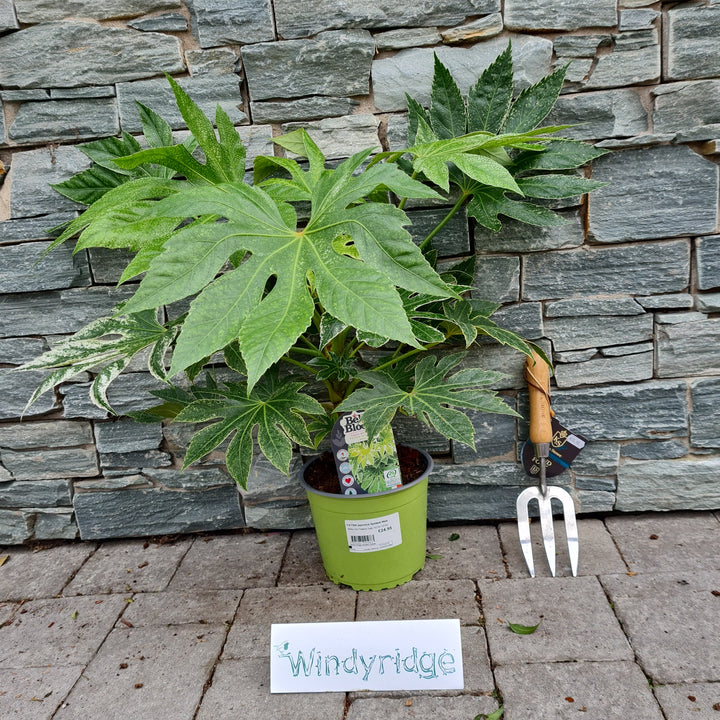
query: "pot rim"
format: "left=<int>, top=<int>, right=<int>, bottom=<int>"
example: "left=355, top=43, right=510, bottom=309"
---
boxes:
left=298, top=444, right=434, bottom=500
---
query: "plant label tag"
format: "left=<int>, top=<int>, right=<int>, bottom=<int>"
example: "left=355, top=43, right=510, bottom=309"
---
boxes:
left=270, top=619, right=464, bottom=693
left=345, top=512, right=402, bottom=553
left=330, top=412, right=401, bottom=495
left=522, top=416, right=588, bottom=478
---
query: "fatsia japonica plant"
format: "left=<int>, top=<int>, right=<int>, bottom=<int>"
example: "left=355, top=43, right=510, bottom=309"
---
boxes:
left=20, top=42, right=607, bottom=488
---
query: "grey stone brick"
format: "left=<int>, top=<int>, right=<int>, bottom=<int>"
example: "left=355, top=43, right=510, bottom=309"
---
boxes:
left=0, top=22, right=184, bottom=89
left=601, top=342, right=653, bottom=357
left=251, top=97, right=359, bottom=124
left=144, top=467, right=234, bottom=489
left=576, top=476, right=616, bottom=492
left=185, top=47, right=239, bottom=76
left=127, top=12, right=187, bottom=31
left=505, top=0, right=616, bottom=30
left=186, top=0, right=274, bottom=47
left=74, top=486, right=244, bottom=540
left=428, top=482, right=527, bottom=521
left=372, top=34, right=553, bottom=112
left=13, top=0, right=181, bottom=22
left=690, top=378, right=720, bottom=449
left=696, top=293, right=720, bottom=313
left=546, top=89, right=647, bottom=140
left=523, top=240, right=690, bottom=300
left=452, top=402, right=517, bottom=463
left=99, top=450, right=172, bottom=470
left=392, top=417, right=449, bottom=454
left=621, top=440, right=688, bottom=460
left=242, top=31, right=375, bottom=102
left=94, top=418, right=163, bottom=454
left=34, top=509, right=78, bottom=540
left=552, top=380, right=688, bottom=441
left=657, top=316, right=720, bottom=378
left=282, top=114, right=380, bottom=160
left=8, top=98, right=119, bottom=144
left=667, top=5, right=720, bottom=80
left=617, top=458, right=720, bottom=511
left=545, top=297, right=644, bottom=317
left=636, top=293, right=694, bottom=310
left=0, top=214, right=76, bottom=244
left=0, top=97, right=4, bottom=146
left=474, top=210, right=584, bottom=253
left=619, top=8, right=660, bottom=30
left=1, top=447, right=99, bottom=481
left=546, top=314, right=652, bottom=353
left=50, top=86, right=116, bottom=99
left=653, top=81, right=720, bottom=138
left=555, top=351, right=653, bottom=388
left=472, top=255, right=520, bottom=303
left=589, top=146, right=718, bottom=242
left=0, top=420, right=93, bottom=449
left=0, top=369, right=59, bottom=420
left=442, top=13, right=504, bottom=44
left=0, top=241, right=90, bottom=294
left=0, top=510, right=33, bottom=544
left=696, top=235, right=720, bottom=290
left=571, top=441, right=619, bottom=476
left=406, top=207, right=469, bottom=258
left=432, top=460, right=530, bottom=488
left=491, top=302, right=544, bottom=340
left=0, top=0, right=18, bottom=30
left=583, top=35, right=660, bottom=89
left=117, top=74, right=246, bottom=133
left=553, top=35, right=612, bottom=58
left=0, top=479, right=72, bottom=507
left=87, top=247, right=135, bottom=285
left=9, top=145, right=91, bottom=219
left=273, top=0, right=499, bottom=39
left=554, top=349, right=596, bottom=363
left=59, top=382, right=110, bottom=420
left=373, top=27, right=442, bottom=51
left=0, top=337, right=49, bottom=366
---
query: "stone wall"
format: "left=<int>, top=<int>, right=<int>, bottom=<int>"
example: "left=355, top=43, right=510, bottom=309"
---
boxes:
left=0, top=0, right=719, bottom=543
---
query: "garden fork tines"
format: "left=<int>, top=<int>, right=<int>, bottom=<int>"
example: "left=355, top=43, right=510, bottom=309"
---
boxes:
left=517, top=351, right=579, bottom=578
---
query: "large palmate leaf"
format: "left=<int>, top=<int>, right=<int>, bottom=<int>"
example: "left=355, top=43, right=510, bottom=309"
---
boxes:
left=337, top=353, right=517, bottom=447
left=17, top=310, right=178, bottom=414
left=173, top=372, right=325, bottom=488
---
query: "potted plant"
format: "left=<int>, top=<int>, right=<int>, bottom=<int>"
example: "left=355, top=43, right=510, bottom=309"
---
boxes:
left=20, top=44, right=605, bottom=590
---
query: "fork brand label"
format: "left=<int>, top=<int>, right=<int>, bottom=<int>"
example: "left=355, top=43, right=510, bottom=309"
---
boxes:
left=345, top=512, right=402, bottom=553
left=522, top=417, right=588, bottom=478
left=331, top=412, right=401, bottom=495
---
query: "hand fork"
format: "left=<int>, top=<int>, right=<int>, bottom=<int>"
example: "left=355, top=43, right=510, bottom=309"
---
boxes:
left=516, top=351, right=579, bottom=578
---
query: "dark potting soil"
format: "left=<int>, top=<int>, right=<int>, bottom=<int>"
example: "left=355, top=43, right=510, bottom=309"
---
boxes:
left=304, top=445, right=428, bottom=495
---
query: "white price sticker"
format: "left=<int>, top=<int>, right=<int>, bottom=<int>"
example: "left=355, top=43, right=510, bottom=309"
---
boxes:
left=345, top=512, right=402, bottom=553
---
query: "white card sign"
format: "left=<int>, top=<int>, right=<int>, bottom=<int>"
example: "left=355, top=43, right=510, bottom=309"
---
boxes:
left=270, top=619, right=464, bottom=693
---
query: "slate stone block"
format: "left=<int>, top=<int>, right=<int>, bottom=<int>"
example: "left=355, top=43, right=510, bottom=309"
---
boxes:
left=442, top=13, right=504, bottom=44
left=473, top=255, right=520, bottom=303
left=522, top=240, right=690, bottom=300
left=589, top=146, right=718, bottom=243
left=59, top=383, right=110, bottom=420
left=100, top=450, right=172, bottom=470
left=273, top=0, right=500, bottom=39
left=616, top=458, right=720, bottom=511
left=34, top=509, right=78, bottom=540
left=0, top=97, right=5, bottom=146
left=554, top=351, right=654, bottom=388
left=653, top=80, right=720, bottom=138
left=373, top=27, right=442, bottom=51
left=50, top=87, right=116, bottom=99
left=545, top=297, right=644, bottom=317
left=690, top=378, right=720, bottom=449
left=104, top=372, right=166, bottom=416
left=251, top=97, right=359, bottom=124
left=186, top=0, right=274, bottom=47
left=94, top=418, right=163, bottom=454
left=452, top=401, right=517, bottom=463
left=577, top=490, right=615, bottom=512
left=372, top=34, right=553, bottom=112
left=1, top=447, right=99, bottom=481
left=570, top=441, right=619, bottom=476
left=657, top=317, right=720, bottom=377
left=619, top=9, right=660, bottom=30
left=583, top=38, right=660, bottom=90
left=545, top=314, right=653, bottom=352
left=0, top=22, right=184, bottom=89
left=696, top=293, right=720, bottom=313
left=144, top=467, right=234, bottom=489
left=553, top=35, right=612, bottom=58
left=127, top=12, right=187, bottom=31
left=87, top=247, right=135, bottom=285
left=696, top=235, right=720, bottom=290
left=0, top=510, right=32, bottom=544
left=0, top=338, right=49, bottom=366
left=0, top=241, right=90, bottom=294
left=13, top=0, right=181, bottom=22
left=474, top=211, right=584, bottom=253
left=0, top=214, right=76, bottom=244
left=117, top=75, right=246, bottom=133
left=667, top=6, right=720, bottom=80
left=74, top=486, right=244, bottom=539
left=0, top=420, right=93, bottom=449
left=185, top=47, right=239, bottom=76
left=405, top=207, right=470, bottom=258
left=505, top=0, right=616, bottom=30
left=0, top=479, right=72, bottom=508
left=9, top=145, right=91, bottom=219
left=0, top=287, right=134, bottom=338
left=0, top=369, right=58, bottom=420
left=491, top=302, right=544, bottom=340
left=242, top=31, right=375, bottom=102
left=546, top=89, right=647, bottom=141
left=281, top=114, right=380, bottom=160
left=0, top=0, right=18, bottom=31
left=636, top=294, right=693, bottom=310
left=601, top=342, right=653, bottom=357
left=552, top=381, right=688, bottom=441
left=391, top=416, right=449, bottom=453
left=9, top=98, right=119, bottom=144
left=621, top=440, right=688, bottom=460
left=427, top=483, right=530, bottom=522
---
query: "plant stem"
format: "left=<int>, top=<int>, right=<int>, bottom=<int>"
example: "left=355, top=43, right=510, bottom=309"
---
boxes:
left=397, top=171, right=419, bottom=211
left=419, top=193, right=468, bottom=253
left=281, top=355, right=315, bottom=373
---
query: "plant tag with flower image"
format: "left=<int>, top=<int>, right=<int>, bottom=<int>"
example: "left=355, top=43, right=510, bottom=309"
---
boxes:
left=331, top=411, right=402, bottom=495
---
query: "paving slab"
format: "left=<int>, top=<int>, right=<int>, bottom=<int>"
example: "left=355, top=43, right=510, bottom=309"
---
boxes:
left=415, top=525, right=506, bottom=581
left=63, top=538, right=192, bottom=596
left=499, top=518, right=627, bottom=578
left=495, top=660, right=664, bottom=720
left=0, top=600, right=17, bottom=626
left=346, top=694, right=499, bottom=719
left=480, top=576, right=633, bottom=664
left=348, top=625, right=494, bottom=698
left=601, top=570, right=720, bottom=683
left=654, top=682, right=720, bottom=719
left=356, top=580, right=480, bottom=626
left=277, top=530, right=328, bottom=585
left=0, top=666, right=85, bottom=719
left=0, top=595, right=126, bottom=668
left=121, top=589, right=242, bottom=627
left=54, top=623, right=226, bottom=720
left=604, top=512, right=720, bottom=573
left=195, top=658, right=346, bottom=720
left=0, top=544, right=96, bottom=602
left=168, top=532, right=289, bottom=591
left=224, top=585, right=356, bottom=659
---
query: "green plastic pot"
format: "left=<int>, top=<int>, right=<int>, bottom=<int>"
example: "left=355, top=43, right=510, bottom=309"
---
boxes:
left=299, top=446, right=433, bottom=591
